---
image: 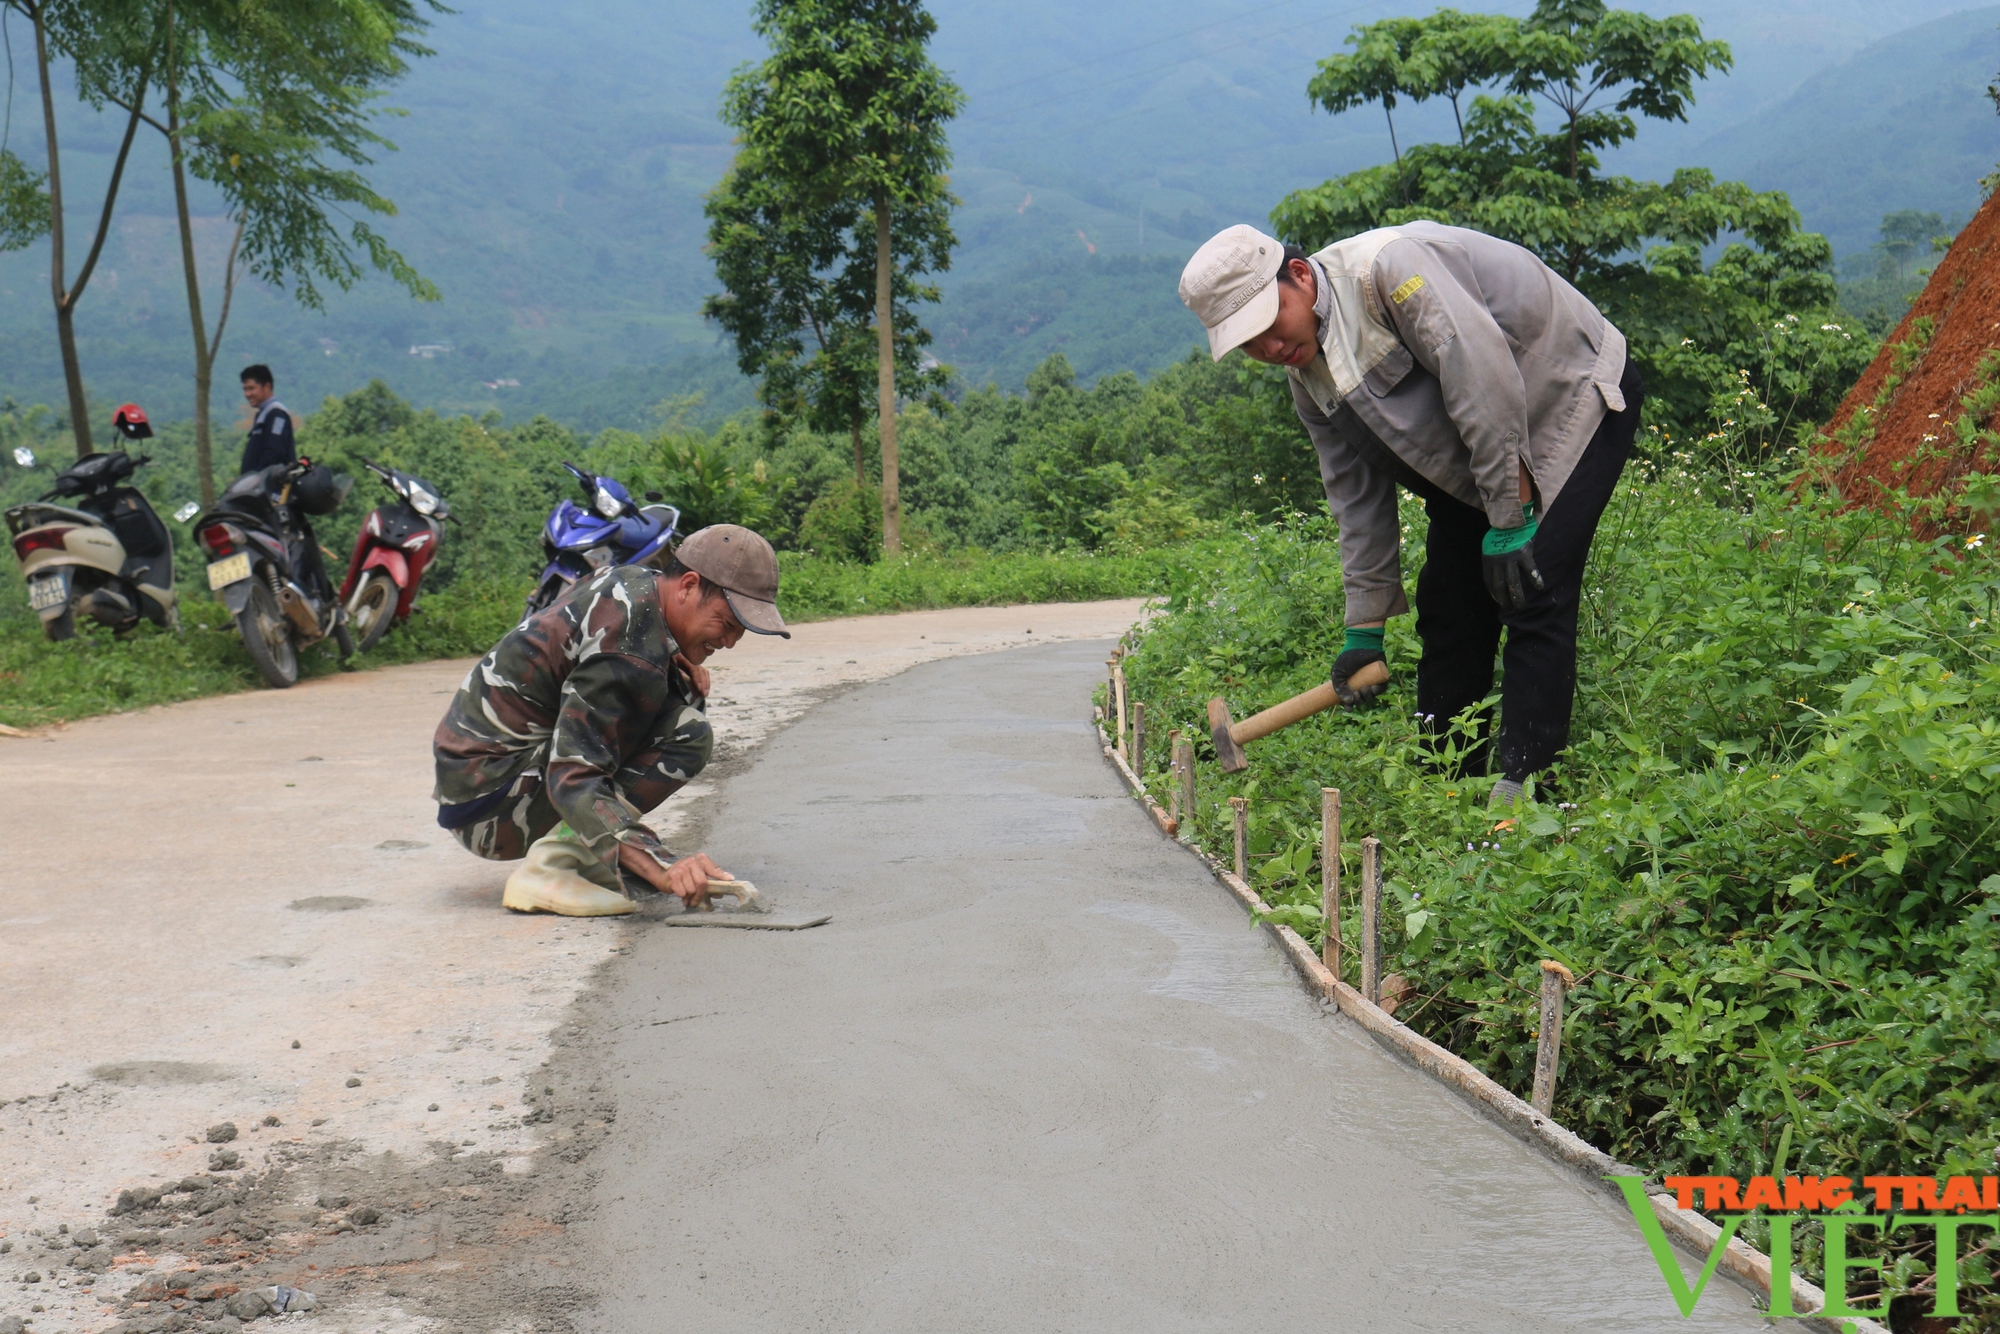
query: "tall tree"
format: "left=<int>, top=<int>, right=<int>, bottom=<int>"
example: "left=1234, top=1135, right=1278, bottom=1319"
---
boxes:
left=113, top=0, right=438, bottom=501
left=8, top=0, right=161, bottom=456
left=1272, top=0, right=1865, bottom=438
left=707, top=0, right=962, bottom=554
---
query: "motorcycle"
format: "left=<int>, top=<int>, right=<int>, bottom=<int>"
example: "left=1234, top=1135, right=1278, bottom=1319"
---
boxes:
left=192, top=458, right=354, bottom=688
left=339, top=460, right=450, bottom=653
left=5, top=404, right=179, bottom=641
left=522, top=460, right=680, bottom=616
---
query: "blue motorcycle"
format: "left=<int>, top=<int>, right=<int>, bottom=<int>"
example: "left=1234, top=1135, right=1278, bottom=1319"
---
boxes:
left=523, top=461, right=681, bottom=616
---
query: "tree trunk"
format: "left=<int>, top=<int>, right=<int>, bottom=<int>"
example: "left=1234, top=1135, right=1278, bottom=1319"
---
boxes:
left=31, top=7, right=89, bottom=457
left=1380, top=97, right=1410, bottom=208
left=849, top=420, right=864, bottom=488
left=167, top=72, right=217, bottom=505
left=874, top=194, right=900, bottom=557
left=33, top=3, right=151, bottom=458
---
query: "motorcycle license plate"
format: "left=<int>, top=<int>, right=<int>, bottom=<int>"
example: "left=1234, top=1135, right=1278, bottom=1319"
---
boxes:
left=27, top=573, right=67, bottom=612
left=207, top=553, right=252, bottom=590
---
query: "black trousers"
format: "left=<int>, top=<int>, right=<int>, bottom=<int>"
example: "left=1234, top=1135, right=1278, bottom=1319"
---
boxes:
left=1404, top=358, right=1643, bottom=782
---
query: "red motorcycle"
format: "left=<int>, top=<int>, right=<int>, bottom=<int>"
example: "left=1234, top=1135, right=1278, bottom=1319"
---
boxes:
left=339, top=460, right=449, bottom=653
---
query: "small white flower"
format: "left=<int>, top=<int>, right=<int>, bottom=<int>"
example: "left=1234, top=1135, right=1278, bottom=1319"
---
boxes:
left=1969, top=534, right=1986, bottom=549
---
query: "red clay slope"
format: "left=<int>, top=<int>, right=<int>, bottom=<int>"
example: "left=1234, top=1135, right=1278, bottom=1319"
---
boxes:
left=1819, top=187, right=2000, bottom=520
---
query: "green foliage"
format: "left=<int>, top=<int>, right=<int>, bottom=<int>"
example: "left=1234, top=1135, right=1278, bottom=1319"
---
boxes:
left=796, top=477, right=881, bottom=562
left=0, top=376, right=1185, bottom=724
left=648, top=430, right=780, bottom=533
left=1273, top=0, right=1866, bottom=441
left=169, top=0, right=443, bottom=311
left=1117, top=402, right=2000, bottom=1312
left=0, top=150, right=50, bottom=252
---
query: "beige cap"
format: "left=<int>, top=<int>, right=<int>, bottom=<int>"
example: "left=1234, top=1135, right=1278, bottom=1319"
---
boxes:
left=1179, top=224, right=1286, bottom=361
left=675, top=524, right=789, bottom=638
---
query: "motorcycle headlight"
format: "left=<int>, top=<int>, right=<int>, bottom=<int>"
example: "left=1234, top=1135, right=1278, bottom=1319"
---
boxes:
left=408, top=483, right=440, bottom=517
left=594, top=485, right=622, bottom=520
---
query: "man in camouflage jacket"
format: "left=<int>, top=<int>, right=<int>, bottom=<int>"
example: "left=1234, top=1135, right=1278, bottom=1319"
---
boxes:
left=433, top=524, right=790, bottom=915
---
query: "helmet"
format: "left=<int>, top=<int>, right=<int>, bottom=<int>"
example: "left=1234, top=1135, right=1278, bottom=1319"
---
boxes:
left=293, top=462, right=352, bottom=515
left=113, top=403, right=153, bottom=440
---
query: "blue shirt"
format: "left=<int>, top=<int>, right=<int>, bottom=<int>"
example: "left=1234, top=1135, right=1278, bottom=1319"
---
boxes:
left=240, top=399, right=296, bottom=475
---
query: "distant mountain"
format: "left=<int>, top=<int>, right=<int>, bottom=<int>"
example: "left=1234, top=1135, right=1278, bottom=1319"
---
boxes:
left=1689, top=6, right=2000, bottom=256
left=0, top=0, right=1994, bottom=433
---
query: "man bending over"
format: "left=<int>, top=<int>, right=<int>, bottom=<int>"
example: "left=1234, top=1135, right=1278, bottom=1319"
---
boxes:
left=432, top=524, right=790, bottom=916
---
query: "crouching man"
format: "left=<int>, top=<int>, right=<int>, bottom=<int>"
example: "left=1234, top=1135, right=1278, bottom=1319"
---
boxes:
left=432, top=524, right=790, bottom=916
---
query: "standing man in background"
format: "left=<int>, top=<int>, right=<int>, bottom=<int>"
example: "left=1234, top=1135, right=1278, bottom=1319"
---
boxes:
left=1179, top=222, right=1642, bottom=810
left=238, top=364, right=296, bottom=476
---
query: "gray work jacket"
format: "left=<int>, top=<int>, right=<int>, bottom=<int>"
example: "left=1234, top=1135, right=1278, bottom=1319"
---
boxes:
left=1285, top=222, right=1627, bottom=624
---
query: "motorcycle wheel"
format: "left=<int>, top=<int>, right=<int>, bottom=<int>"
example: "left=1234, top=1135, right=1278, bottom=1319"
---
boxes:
left=42, top=608, right=76, bottom=642
left=348, top=571, right=397, bottom=653
left=237, top=582, right=299, bottom=688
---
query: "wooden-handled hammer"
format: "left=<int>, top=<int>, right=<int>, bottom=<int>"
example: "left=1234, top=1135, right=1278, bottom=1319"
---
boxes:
left=1206, top=660, right=1390, bottom=773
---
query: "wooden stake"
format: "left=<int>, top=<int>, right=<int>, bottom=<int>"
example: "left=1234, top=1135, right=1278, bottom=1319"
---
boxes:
left=1131, top=702, right=1146, bottom=777
left=1168, top=732, right=1184, bottom=824
left=1532, top=960, right=1575, bottom=1115
left=1229, top=797, right=1247, bottom=882
left=1321, top=788, right=1341, bottom=978
left=1360, top=836, right=1382, bottom=1005
left=1112, top=660, right=1128, bottom=752
left=1114, top=661, right=1129, bottom=757
left=1166, top=730, right=1184, bottom=824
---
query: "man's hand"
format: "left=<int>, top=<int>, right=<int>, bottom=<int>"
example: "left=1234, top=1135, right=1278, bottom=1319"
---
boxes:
left=1481, top=504, right=1544, bottom=612
left=674, top=653, right=712, bottom=698
left=617, top=841, right=731, bottom=909
left=1332, top=624, right=1387, bottom=707
left=1332, top=647, right=1387, bottom=706
left=1481, top=543, right=1545, bottom=611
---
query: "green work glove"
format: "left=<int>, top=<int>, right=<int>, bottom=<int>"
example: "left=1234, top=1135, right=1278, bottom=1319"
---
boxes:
left=1331, top=626, right=1387, bottom=706
left=1481, top=503, right=1544, bottom=611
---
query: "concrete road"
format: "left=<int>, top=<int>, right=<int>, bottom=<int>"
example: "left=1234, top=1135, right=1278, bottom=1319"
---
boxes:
left=560, top=640, right=1778, bottom=1333
left=0, top=600, right=1144, bottom=1334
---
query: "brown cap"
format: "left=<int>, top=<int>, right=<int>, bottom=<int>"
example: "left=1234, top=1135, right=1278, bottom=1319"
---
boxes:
left=675, top=524, right=789, bottom=638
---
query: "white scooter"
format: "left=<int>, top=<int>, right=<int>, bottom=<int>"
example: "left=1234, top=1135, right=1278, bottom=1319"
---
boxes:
left=5, top=404, right=180, bottom=641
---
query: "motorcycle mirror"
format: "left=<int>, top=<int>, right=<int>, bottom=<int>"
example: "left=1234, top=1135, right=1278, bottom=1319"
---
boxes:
left=646, top=490, right=664, bottom=502
left=173, top=501, right=201, bottom=523
left=12, top=447, right=33, bottom=468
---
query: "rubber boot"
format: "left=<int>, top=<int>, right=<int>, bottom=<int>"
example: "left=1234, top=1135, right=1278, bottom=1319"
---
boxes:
left=502, top=825, right=635, bottom=917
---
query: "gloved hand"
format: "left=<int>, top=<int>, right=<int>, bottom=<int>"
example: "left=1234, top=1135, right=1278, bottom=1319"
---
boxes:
left=1331, top=626, right=1387, bottom=706
left=1481, top=506, right=1544, bottom=611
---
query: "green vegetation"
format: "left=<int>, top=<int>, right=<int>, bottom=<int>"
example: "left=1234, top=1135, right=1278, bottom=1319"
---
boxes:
left=1115, top=378, right=2000, bottom=1315
left=1271, top=0, right=1875, bottom=442
left=0, top=362, right=1232, bottom=724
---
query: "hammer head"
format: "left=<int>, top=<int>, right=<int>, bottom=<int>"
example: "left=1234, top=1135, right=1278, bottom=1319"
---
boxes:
left=1207, top=697, right=1246, bottom=773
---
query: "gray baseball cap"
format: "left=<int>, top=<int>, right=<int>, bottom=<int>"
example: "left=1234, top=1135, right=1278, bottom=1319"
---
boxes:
left=1179, top=224, right=1286, bottom=361
left=675, top=524, right=790, bottom=638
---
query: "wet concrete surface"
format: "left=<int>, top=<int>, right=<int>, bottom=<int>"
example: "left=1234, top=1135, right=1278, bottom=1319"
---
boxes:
left=558, top=640, right=1782, bottom=1333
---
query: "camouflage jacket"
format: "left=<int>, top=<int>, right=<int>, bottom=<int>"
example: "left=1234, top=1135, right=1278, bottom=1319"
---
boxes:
left=432, top=567, right=712, bottom=866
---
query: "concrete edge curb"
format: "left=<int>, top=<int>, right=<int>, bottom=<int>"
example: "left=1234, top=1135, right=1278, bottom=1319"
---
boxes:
left=1093, top=716, right=1883, bottom=1334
